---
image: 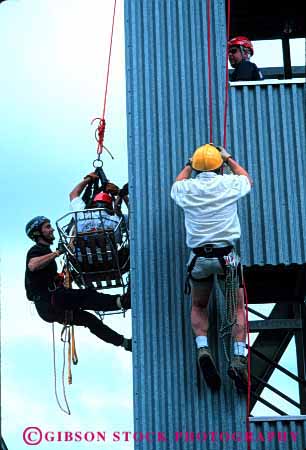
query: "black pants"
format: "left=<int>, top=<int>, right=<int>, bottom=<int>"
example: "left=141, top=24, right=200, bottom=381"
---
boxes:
left=34, top=288, right=123, bottom=347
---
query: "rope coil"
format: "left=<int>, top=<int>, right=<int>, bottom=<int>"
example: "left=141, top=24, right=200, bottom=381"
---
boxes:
left=219, top=252, right=239, bottom=363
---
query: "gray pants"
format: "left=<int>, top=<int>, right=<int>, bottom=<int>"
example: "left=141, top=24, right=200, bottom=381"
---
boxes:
left=187, top=253, right=225, bottom=283
left=187, top=250, right=242, bottom=289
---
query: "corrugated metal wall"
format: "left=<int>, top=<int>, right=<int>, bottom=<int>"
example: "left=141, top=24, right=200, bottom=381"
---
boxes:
left=250, top=417, right=306, bottom=450
left=228, top=81, right=306, bottom=266
left=124, top=1, right=306, bottom=449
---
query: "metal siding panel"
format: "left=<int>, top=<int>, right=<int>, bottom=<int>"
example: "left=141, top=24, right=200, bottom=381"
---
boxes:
left=125, top=1, right=306, bottom=450
left=250, top=418, right=306, bottom=450
left=229, top=84, right=306, bottom=266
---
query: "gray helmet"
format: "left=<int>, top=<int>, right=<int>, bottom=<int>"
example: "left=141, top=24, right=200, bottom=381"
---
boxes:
left=25, top=216, right=50, bottom=241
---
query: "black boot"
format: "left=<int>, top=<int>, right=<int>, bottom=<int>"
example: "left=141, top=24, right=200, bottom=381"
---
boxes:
left=197, top=347, right=221, bottom=390
left=120, top=287, right=131, bottom=310
left=122, top=338, right=132, bottom=352
left=228, top=355, right=248, bottom=392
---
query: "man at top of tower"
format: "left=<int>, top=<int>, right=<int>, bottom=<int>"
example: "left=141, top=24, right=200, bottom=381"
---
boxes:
left=228, top=36, right=264, bottom=82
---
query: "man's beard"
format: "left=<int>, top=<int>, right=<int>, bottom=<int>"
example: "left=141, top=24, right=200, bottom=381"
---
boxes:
left=43, top=235, right=55, bottom=244
left=229, top=61, right=238, bottom=68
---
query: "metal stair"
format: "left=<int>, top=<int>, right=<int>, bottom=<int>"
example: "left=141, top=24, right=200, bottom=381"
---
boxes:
left=244, top=264, right=306, bottom=415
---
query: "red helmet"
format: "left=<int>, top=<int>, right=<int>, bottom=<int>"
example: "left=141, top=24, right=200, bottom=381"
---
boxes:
left=228, top=36, right=254, bottom=56
left=93, top=191, right=112, bottom=205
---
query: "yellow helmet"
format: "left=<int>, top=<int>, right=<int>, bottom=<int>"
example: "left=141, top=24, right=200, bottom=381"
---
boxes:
left=191, top=143, right=223, bottom=171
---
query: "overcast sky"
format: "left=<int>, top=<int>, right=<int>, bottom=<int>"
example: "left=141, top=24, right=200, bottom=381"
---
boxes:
left=0, top=1, right=304, bottom=449
left=0, top=2, right=132, bottom=449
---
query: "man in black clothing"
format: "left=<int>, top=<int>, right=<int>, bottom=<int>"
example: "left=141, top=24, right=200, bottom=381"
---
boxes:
left=25, top=216, right=132, bottom=351
left=228, top=36, right=264, bottom=82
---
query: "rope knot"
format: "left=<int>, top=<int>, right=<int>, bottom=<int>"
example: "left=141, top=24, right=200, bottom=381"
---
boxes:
left=97, top=118, right=106, bottom=152
left=91, top=117, right=106, bottom=156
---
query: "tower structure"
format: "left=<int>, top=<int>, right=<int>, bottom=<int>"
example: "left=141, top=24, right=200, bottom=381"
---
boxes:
left=124, top=1, right=306, bottom=449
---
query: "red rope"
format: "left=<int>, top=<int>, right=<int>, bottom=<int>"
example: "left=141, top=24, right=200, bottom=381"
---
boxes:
left=101, top=0, right=117, bottom=121
left=223, top=0, right=231, bottom=147
left=94, top=0, right=117, bottom=156
left=207, top=3, right=251, bottom=446
left=206, top=0, right=213, bottom=143
left=244, top=280, right=251, bottom=450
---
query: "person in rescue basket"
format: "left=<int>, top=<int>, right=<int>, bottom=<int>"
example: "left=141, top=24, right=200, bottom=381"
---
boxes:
left=24, top=216, right=132, bottom=351
left=228, top=36, right=264, bottom=82
left=69, top=172, right=128, bottom=240
left=171, top=143, right=253, bottom=390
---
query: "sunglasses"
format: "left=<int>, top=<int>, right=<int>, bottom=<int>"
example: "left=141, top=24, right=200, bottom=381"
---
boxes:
left=228, top=47, right=239, bottom=55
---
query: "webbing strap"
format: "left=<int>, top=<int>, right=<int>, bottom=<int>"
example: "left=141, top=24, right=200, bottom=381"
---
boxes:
left=61, top=312, right=78, bottom=385
left=67, top=326, right=78, bottom=385
left=184, top=247, right=233, bottom=295
left=192, top=245, right=233, bottom=258
left=184, top=255, right=198, bottom=295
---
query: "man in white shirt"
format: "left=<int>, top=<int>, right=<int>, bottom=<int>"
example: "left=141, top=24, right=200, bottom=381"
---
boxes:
left=171, top=143, right=252, bottom=390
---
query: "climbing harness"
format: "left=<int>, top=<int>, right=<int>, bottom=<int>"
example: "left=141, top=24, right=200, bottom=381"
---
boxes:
left=184, top=245, right=233, bottom=295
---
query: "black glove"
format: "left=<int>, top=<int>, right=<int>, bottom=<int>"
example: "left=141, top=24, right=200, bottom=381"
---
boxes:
left=119, top=183, right=128, bottom=198
left=56, top=242, right=66, bottom=256
left=84, top=172, right=99, bottom=182
left=105, top=182, right=119, bottom=195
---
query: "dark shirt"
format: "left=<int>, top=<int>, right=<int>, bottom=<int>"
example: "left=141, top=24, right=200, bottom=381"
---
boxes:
left=230, top=60, right=264, bottom=82
left=25, top=243, right=57, bottom=300
left=120, top=183, right=128, bottom=197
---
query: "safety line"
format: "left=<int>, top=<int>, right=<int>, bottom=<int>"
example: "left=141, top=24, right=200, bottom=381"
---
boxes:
left=225, top=2, right=252, bottom=441
left=95, top=0, right=117, bottom=156
left=52, top=324, right=71, bottom=415
left=244, top=281, right=251, bottom=450
left=223, top=0, right=231, bottom=147
left=61, top=326, right=72, bottom=414
left=206, top=0, right=213, bottom=142
left=101, top=0, right=117, bottom=121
